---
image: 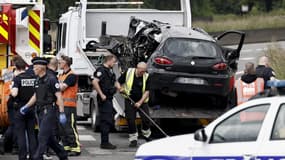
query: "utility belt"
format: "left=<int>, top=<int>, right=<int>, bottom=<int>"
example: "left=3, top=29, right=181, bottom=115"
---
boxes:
left=13, top=102, right=21, bottom=111
left=35, top=103, right=56, bottom=114
left=13, top=101, right=28, bottom=111
left=102, top=87, right=116, bottom=97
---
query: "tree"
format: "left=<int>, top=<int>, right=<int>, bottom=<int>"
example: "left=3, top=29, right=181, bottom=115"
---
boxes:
left=264, top=0, right=272, bottom=12
left=44, top=0, right=76, bottom=21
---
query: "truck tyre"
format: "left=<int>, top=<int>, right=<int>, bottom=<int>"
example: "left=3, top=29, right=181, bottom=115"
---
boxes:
left=90, top=99, right=99, bottom=132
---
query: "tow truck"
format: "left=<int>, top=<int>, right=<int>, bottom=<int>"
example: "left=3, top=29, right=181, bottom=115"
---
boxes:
left=57, top=0, right=244, bottom=131
left=57, top=0, right=195, bottom=131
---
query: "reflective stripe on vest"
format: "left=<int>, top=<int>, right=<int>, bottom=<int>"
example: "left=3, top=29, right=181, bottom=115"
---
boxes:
left=3, top=81, right=12, bottom=103
left=236, top=78, right=264, bottom=105
left=123, top=68, right=149, bottom=103
left=58, top=70, right=78, bottom=107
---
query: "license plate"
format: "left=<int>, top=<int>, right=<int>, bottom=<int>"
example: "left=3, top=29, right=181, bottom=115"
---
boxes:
left=175, top=77, right=205, bottom=85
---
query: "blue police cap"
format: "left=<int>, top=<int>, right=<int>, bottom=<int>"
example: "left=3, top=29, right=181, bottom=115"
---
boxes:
left=32, top=57, right=48, bottom=65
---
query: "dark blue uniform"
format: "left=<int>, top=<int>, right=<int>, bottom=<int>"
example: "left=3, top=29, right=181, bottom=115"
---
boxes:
left=3, top=95, right=18, bottom=153
left=256, top=65, right=275, bottom=89
left=32, top=73, right=67, bottom=160
left=13, top=72, right=37, bottom=160
left=94, top=66, right=116, bottom=146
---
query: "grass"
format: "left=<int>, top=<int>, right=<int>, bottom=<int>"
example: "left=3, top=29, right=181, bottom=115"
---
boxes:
left=264, top=43, right=285, bottom=79
left=193, top=12, right=285, bottom=32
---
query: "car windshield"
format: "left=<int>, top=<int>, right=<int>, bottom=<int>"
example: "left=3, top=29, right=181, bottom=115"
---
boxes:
left=163, top=38, right=221, bottom=58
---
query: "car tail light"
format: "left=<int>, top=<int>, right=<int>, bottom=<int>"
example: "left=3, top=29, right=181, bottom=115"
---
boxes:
left=212, top=63, right=227, bottom=70
left=154, top=57, right=173, bottom=65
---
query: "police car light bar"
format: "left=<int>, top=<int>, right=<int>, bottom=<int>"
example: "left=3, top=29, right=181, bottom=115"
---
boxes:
left=267, top=80, right=285, bottom=88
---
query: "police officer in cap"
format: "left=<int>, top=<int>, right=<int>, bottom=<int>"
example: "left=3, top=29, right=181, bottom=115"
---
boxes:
left=11, top=56, right=37, bottom=159
left=92, top=54, right=120, bottom=149
left=19, top=57, right=68, bottom=160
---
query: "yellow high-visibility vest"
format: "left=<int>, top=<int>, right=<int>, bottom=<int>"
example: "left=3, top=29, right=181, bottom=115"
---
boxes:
left=123, top=68, right=149, bottom=103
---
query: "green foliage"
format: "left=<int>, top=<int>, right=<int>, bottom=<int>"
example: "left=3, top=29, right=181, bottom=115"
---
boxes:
left=44, top=0, right=285, bottom=22
left=143, top=0, right=180, bottom=10
left=265, top=44, right=285, bottom=79
left=210, top=0, right=242, bottom=14
left=191, top=0, right=213, bottom=17
left=45, top=0, right=76, bottom=21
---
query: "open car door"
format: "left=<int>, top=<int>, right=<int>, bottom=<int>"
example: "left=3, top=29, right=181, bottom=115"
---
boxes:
left=216, top=31, right=245, bottom=72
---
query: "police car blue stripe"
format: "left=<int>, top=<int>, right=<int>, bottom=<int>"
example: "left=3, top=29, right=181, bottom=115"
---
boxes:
left=192, top=157, right=243, bottom=160
left=135, top=155, right=190, bottom=160
left=135, top=156, right=285, bottom=160
left=192, top=156, right=285, bottom=160
left=256, top=156, right=285, bottom=160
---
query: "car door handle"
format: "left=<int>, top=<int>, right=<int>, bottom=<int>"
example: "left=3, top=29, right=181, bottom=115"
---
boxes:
left=243, top=154, right=256, bottom=160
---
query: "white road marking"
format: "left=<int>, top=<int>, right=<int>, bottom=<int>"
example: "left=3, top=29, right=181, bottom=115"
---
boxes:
left=79, top=135, right=96, bottom=141
left=241, top=49, right=252, bottom=53
left=85, top=147, right=113, bottom=155
left=239, top=57, right=255, bottom=61
left=256, top=48, right=265, bottom=51
left=77, top=126, right=86, bottom=130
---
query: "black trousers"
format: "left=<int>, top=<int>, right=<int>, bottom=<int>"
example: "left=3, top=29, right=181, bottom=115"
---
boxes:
left=98, top=98, right=114, bottom=144
left=4, top=107, right=17, bottom=150
left=33, top=106, right=67, bottom=160
left=125, top=99, right=151, bottom=134
left=61, top=107, right=80, bottom=152
left=4, top=100, right=18, bottom=150
left=14, top=109, right=37, bottom=160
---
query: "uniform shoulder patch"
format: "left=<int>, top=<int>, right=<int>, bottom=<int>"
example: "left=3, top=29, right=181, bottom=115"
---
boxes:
left=272, top=71, right=276, bottom=76
left=96, top=71, right=102, bottom=77
left=55, top=83, right=60, bottom=89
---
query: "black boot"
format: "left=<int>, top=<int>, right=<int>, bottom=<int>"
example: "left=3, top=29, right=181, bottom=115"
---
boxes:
left=100, top=142, right=117, bottom=149
left=129, top=140, right=138, bottom=148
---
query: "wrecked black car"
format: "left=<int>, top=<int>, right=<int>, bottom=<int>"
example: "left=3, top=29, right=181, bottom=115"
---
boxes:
left=126, top=18, right=245, bottom=108
left=90, top=17, right=245, bottom=109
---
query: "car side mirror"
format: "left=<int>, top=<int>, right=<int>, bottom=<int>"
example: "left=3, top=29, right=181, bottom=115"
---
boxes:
left=194, top=129, right=207, bottom=142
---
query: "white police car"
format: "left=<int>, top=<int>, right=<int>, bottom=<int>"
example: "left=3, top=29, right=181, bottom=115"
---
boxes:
left=135, top=80, right=285, bottom=160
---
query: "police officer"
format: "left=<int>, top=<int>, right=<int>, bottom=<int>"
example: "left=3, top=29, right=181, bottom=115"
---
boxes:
left=118, top=62, right=152, bottom=148
left=256, top=56, right=276, bottom=89
left=19, top=57, right=68, bottom=160
left=45, top=56, right=59, bottom=160
left=11, top=57, right=37, bottom=160
left=92, top=54, right=119, bottom=149
left=58, top=55, right=81, bottom=156
left=47, top=57, right=58, bottom=77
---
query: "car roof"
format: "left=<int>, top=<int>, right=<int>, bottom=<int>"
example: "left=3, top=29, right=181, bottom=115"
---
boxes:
left=160, top=26, right=216, bottom=42
left=238, top=95, right=285, bottom=108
